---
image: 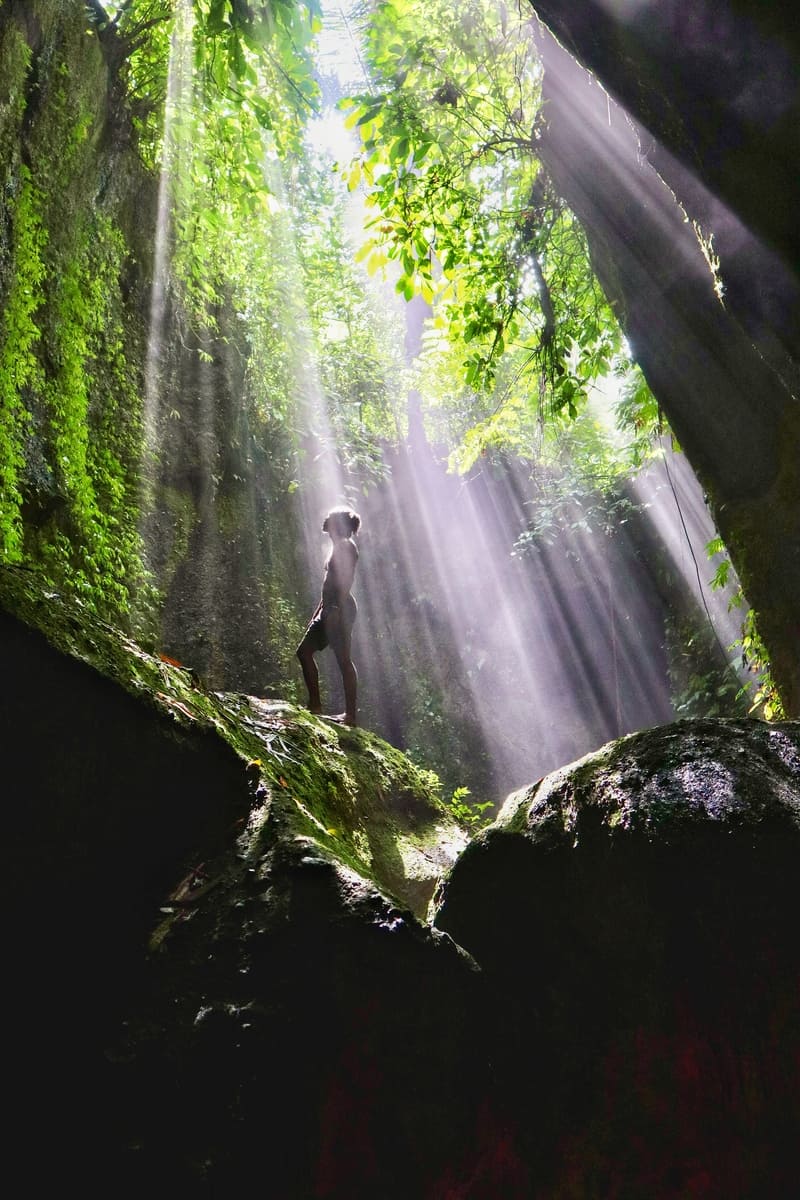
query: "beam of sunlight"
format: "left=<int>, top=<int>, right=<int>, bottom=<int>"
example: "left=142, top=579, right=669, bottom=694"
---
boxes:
left=588, top=380, right=754, bottom=688
left=142, top=0, right=763, bottom=799
left=256, top=156, right=351, bottom=603
left=533, top=19, right=789, bottom=502
left=356, top=432, right=689, bottom=796
left=141, top=0, right=194, bottom=498
left=286, top=0, right=750, bottom=795
left=272, top=0, right=395, bottom=698
left=630, top=443, right=754, bottom=683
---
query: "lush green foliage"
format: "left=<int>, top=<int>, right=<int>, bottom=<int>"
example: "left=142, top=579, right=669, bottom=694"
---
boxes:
left=0, top=166, right=44, bottom=560
left=114, top=0, right=404, bottom=481
left=0, top=0, right=772, bottom=740
left=446, top=785, right=494, bottom=830
left=105, top=0, right=320, bottom=318
left=704, top=537, right=781, bottom=718
left=92, top=0, right=321, bottom=163
left=738, top=609, right=784, bottom=720
left=291, top=149, right=410, bottom=479
left=0, top=10, right=145, bottom=615
left=665, top=610, right=749, bottom=721
left=340, top=0, right=627, bottom=467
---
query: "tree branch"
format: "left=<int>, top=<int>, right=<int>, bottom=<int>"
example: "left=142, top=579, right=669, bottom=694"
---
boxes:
left=85, top=0, right=111, bottom=30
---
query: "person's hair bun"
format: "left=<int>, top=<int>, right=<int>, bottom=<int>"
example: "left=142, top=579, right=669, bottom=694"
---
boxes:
left=324, top=506, right=361, bottom=536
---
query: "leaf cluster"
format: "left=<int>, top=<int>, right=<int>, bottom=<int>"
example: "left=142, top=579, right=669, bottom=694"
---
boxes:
left=339, top=0, right=623, bottom=448
left=90, top=0, right=321, bottom=159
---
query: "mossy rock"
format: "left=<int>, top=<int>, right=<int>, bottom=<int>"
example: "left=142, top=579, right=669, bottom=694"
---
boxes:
left=433, top=715, right=800, bottom=1198
left=0, top=562, right=467, bottom=919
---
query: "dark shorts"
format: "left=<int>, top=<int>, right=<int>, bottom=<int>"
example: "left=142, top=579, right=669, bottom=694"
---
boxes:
left=299, top=595, right=357, bottom=655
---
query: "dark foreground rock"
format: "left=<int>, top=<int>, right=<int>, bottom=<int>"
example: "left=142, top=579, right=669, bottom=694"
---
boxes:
left=4, top=567, right=800, bottom=1197
left=0, top=567, right=512, bottom=1197
left=434, top=719, right=800, bottom=1198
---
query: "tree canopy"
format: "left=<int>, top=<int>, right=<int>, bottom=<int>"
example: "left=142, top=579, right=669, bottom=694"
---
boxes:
left=0, top=0, right=778, bottom=719
left=340, top=0, right=633, bottom=462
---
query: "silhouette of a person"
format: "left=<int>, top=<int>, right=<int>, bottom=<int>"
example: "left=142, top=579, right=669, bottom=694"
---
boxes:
left=296, top=506, right=361, bottom=726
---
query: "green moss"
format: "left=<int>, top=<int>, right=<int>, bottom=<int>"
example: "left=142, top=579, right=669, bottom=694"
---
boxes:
left=0, top=166, right=47, bottom=561
left=261, top=581, right=305, bottom=698
left=0, top=6, right=149, bottom=621
left=512, top=718, right=800, bottom=850
left=0, top=562, right=467, bottom=916
left=215, top=493, right=243, bottom=538
left=0, top=24, right=31, bottom=173
left=26, top=196, right=147, bottom=617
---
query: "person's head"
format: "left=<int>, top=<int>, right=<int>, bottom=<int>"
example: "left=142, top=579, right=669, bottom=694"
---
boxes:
left=322, top=506, right=361, bottom=539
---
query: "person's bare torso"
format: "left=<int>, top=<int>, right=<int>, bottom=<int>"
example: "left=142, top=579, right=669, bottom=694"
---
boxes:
left=321, top=538, right=358, bottom=611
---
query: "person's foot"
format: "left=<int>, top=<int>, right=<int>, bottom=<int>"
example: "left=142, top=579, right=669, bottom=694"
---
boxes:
left=328, top=713, right=357, bottom=726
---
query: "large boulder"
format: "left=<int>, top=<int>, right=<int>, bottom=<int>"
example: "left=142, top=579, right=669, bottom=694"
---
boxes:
left=107, top=825, right=508, bottom=1198
left=5, top=565, right=800, bottom=1196
left=1, top=565, right=492, bottom=1198
left=528, top=0, right=800, bottom=281
left=434, top=718, right=800, bottom=1197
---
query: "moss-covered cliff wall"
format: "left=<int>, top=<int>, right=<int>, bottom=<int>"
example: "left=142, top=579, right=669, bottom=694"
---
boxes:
left=0, top=0, right=152, bottom=613
left=0, top=1, right=307, bottom=698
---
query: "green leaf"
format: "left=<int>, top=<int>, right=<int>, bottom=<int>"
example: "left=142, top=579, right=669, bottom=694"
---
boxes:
left=394, top=138, right=410, bottom=162
left=207, top=0, right=228, bottom=36
left=342, top=104, right=364, bottom=128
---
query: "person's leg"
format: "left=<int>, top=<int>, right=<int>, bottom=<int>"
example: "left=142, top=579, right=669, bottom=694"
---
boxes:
left=331, top=627, right=357, bottom=726
left=297, top=632, right=323, bottom=714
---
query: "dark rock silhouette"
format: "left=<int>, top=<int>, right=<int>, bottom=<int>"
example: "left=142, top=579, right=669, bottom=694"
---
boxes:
left=435, top=719, right=800, bottom=1197
left=3, top=568, right=800, bottom=1196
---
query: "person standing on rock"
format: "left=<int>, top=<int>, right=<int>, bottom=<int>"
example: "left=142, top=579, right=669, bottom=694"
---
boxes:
left=297, top=506, right=361, bottom=726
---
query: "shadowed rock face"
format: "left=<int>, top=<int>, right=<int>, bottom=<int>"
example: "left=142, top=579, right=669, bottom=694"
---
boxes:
left=434, top=719, right=800, bottom=1198
left=528, top=0, right=800, bottom=280
left=107, top=839, right=514, bottom=1199
left=0, top=569, right=508, bottom=1198
left=4, top=567, right=800, bottom=1196
left=525, top=8, right=800, bottom=718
